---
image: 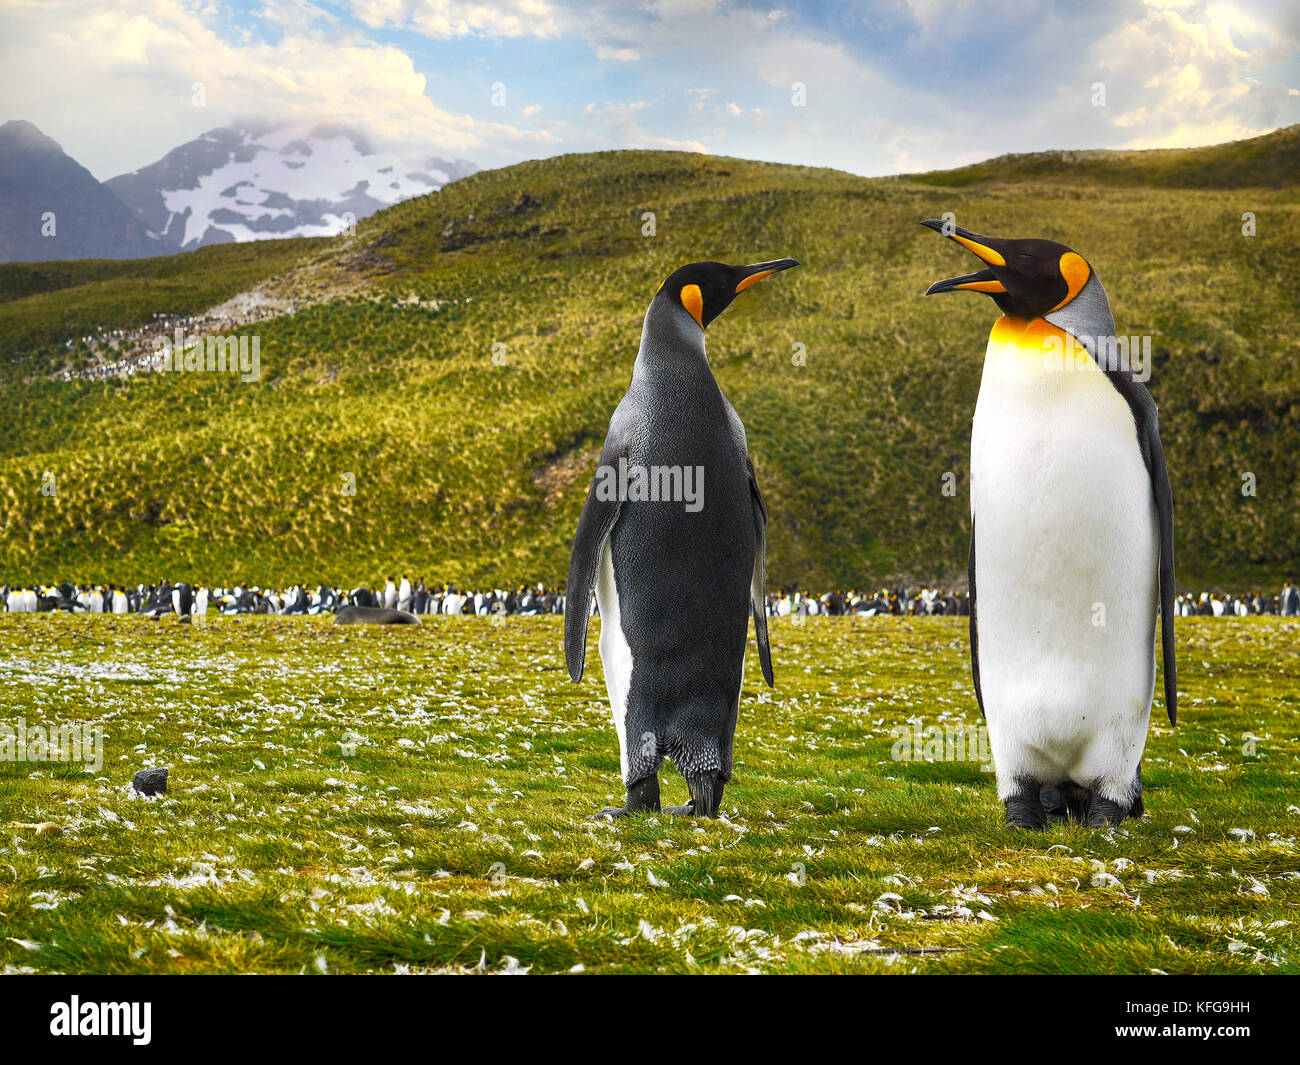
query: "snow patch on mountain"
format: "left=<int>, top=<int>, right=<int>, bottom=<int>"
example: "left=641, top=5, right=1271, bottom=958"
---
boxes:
left=107, top=123, right=477, bottom=252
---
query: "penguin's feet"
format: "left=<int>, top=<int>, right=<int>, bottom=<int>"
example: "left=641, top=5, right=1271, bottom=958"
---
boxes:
left=589, top=806, right=633, bottom=820
left=1085, top=796, right=1126, bottom=827
left=1003, top=781, right=1047, bottom=830
left=1039, top=786, right=1069, bottom=824
left=1085, top=793, right=1135, bottom=828
left=1040, top=783, right=1089, bottom=825
left=663, top=801, right=694, bottom=816
left=1085, top=766, right=1145, bottom=827
left=683, top=772, right=725, bottom=818
left=1129, top=765, right=1145, bottom=819
left=587, top=774, right=660, bottom=820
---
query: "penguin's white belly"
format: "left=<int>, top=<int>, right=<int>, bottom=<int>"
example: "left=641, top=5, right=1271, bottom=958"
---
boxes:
left=595, top=541, right=634, bottom=782
left=972, top=320, right=1157, bottom=800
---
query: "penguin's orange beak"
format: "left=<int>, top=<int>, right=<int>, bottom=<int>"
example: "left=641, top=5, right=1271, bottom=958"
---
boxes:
left=920, top=219, right=1008, bottom=295
left=734, top=258, right=800, bottom=294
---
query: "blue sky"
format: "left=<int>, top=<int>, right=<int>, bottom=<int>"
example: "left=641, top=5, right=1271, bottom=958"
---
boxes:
left=2, top=0, right=1297, bottom=179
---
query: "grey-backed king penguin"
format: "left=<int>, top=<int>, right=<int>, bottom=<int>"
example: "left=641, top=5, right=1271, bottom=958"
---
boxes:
left=921, top=220, right=1176, bottom=829
left=564, top=258, right=797, bottom=819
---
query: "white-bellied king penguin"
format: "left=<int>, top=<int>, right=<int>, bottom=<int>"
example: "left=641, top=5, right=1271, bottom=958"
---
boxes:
left=922, top=219, right=1176, bottom=829
left=564, top=258, right=797, bottom=819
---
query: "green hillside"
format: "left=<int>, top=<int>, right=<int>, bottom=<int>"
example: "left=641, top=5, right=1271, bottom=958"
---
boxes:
left=909, top=124, right=1300, bottom=189
left=1, top=132, right=1297, bottom=589
left=0, top=238, right=329, bottom=358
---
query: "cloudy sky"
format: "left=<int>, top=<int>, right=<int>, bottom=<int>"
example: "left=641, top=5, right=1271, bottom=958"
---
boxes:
left=2, top=0, right=1297, bottom=180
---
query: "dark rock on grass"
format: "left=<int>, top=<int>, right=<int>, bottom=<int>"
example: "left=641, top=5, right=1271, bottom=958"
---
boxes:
left=334, top=606, right=421, bottom=625
left=132, top=767, right=168, bottom=796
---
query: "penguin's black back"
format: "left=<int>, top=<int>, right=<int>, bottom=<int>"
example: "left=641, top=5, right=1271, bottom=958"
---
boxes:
left=607, top=362, right=756, bottom=781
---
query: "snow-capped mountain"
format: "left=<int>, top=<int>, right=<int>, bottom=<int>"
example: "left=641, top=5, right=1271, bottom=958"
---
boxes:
left=106, top=122, right=478, bottom=253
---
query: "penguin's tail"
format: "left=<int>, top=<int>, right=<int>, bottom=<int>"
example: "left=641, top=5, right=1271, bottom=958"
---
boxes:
left=685, top=771, right=725, bottom=818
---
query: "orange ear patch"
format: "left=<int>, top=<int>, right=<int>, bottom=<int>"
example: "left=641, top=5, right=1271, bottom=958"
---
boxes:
left=1050, top=252, right=1090, bottom=311
left=735, top=269, right=777, bottom=294
left=680, top=283, right=704, bottom=328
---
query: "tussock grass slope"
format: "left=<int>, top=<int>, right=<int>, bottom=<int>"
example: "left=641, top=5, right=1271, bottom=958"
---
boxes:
left=1, top=132, right=1297, bottom=588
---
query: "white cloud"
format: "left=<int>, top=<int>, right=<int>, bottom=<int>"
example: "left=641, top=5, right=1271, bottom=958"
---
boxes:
left=654, top=0, right=723, bottom=18
left=1087, top=5, right=1297, bottom=148
left=0, top=0, right=553, bottom=178
left=595, top=45, right=641, bottom=61
left=258, top=0, right=338, bottom=35
left=580, top=102, right=708, bottom=153
left=1, top=0, right=1294, bottom=183
left=349, top=0, right=561, bottom=38
left=562, top=0, right=1300, bottom=174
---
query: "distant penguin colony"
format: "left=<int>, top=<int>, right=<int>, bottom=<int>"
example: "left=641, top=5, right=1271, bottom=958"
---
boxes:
left=0, top=578, right=578, bottom=618
left=565, top=258, right=796, bottom=819
left=922, top=221, right=1176, bottom=828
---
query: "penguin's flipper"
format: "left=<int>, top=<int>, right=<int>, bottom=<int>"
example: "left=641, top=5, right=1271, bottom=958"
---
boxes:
left=564, top=454, right=624, bottom=683
left=969, top=516, right=985, bottom=718
left=1099, top=370, right=1177, bottom=726
left=1126, top=393, right=1177, bottom=727
left=747, top=457, right=775, bottom=687
left=1146, top=419, right=1177, bottom=725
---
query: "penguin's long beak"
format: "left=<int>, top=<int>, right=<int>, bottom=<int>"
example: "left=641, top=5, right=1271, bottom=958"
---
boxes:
left=919, top=219, right=1008, bottom=296
left=734, top=257, right=800, bottom=293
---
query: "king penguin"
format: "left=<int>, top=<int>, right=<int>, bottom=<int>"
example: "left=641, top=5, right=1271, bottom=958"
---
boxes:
left=172, top=581, right=193, bottom=621
left=921, top=219, right=1176, bottom=828
left=564, top=257, right=797, bottom=819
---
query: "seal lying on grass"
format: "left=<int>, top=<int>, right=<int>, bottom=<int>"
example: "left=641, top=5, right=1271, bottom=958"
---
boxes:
left=334, top=606, right=420, bottom=625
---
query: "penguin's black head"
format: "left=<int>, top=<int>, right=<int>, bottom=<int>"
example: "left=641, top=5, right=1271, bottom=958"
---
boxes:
left=920, top=219, right=1092, bottom=319
left=656, top=258, right=799, bottom=330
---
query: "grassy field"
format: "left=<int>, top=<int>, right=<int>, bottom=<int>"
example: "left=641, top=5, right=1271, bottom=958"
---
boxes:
left=907, top=123, right=1300, bottom=189
left=2, top=613, right=1297, bottom=975
left=1, top=131, right=1297, bottom=589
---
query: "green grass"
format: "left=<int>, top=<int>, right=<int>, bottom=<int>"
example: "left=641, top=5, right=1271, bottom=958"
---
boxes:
left=907, top=124, right=1300, bottom=189
left=0, top=238, right=330, bottom=363
left=0, top=133, right=1297, bottom=589
left=1, top=614, right=1296, bottom=974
